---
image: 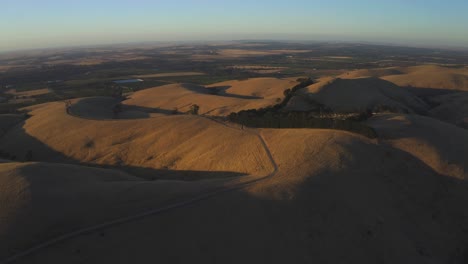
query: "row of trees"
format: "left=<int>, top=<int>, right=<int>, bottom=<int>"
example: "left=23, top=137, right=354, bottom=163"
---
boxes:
left=225, top=77, right=377, bottom=138
left=228, top=111, right=377, bottom=138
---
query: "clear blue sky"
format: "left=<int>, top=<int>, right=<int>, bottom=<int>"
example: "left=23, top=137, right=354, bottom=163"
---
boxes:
left=1, top=0, right=468, bottom=51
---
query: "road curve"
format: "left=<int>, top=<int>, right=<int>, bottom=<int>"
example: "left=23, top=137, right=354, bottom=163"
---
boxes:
left=1, top=114, right=278, bottom=264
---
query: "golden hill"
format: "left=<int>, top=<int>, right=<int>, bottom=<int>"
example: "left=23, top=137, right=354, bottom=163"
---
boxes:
left=123, top=78, right=298, bottom=116
left=368, top=114, right=468, bottom=179
left=11, top=128, right=468, bottom=264
left=0, top=102, right=274, bottom=179
left=340, top=65, right=468, bottom=91
left=0, top=161, right=231, bottom=259
left=286, top=77, right=428, bottom=113
left=2, top=71, right=468, bottom=264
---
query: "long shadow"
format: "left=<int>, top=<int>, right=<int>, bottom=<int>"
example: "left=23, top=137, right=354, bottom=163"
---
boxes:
left=0, top=121, right=247, bottom=181
left=12, top=135, right=468, bottom=263
left=400, top=87, right=465, bottom=118
left=0, top=121, right=247, bottom=259
left=180, top=83, right=263, bottom=100
left=131, top=139, right=468, bottom=263
left=404, top=86, right=462, bottom=98
left=121, top=104, right=175, bottom=116
left=3, top=119, right=468, bottom=262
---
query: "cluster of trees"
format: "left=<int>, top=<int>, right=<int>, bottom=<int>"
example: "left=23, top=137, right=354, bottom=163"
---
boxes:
left=278, top=77, right=315, bottom=108
left=225, top=77, right=377, bottom=138
left=228, top=111, right=377, bottom=138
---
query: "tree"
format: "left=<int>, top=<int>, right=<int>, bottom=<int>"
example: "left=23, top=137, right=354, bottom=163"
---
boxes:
left=190, top=104, right=200, bottom=115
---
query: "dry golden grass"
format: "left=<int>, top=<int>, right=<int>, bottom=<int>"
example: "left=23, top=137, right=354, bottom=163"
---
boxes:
left=3, top=72, right=468, bottom=263
left=6, top=88, right=50, bottom=97
left=368, top=114, right=468, bottom=179
left=0, top=102, right=274, bottom=179
left=124, top=78, right=298, bottom=115
left=207, top=77, right=297, bottom=100
left=382, top=65, right=468, bottom=91
left=12, top=127, right=468, bottom=264
left=0, top=161, right=230, bottom=259
left=338, top=67, right=404, bottom=79
left=339, top=65, right=468, bottom=91
left=285, top=77, right=428, bottom=113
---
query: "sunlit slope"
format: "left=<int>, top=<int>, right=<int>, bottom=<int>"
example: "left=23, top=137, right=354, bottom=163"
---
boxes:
left=368, top=114, right=468, bottom=179
left=206, top=77, right=297, bottom=100
left=0, top=102, right=273, bottom=179
left=340, top=65, right=468, bottom=91
left=123, top=78, right=298, bottom=116
left=18, top=129, right=468, bottom=264
left=382, top=65, right=468, bottom=91
left=286, top=77, right=428, bottom=113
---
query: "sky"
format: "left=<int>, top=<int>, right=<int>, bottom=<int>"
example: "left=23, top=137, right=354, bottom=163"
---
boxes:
left=1, top=0, right=468, bottom=52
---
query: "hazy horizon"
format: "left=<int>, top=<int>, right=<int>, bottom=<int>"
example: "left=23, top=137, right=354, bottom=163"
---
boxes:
left=2, top=0, right=468, bottom=52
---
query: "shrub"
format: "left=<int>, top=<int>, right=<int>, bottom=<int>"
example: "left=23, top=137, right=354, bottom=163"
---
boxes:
left=189, top=104, right=200, bottom=115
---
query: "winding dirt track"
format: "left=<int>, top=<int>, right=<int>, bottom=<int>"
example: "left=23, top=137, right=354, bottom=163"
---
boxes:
left=1, top=112, right=278, bottom=264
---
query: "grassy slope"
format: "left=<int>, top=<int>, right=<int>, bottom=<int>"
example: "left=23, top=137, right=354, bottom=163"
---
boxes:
left=13, top=128, right=468, bottom=264
left=0, top=102, right=274, bottom=179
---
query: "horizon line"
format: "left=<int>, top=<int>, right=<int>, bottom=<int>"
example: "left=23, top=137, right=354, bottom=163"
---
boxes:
left=2, top=38, right=468, bottom=55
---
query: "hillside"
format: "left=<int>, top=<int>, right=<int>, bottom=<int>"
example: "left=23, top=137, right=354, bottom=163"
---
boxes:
left=0, top=161, right=232, bottom=259
left=0, top=114, right=25, bottom=136
left=340, top=65, right=468, bottom=92
left=123, top=78, right=298, bottom=116
left=0, top=102, right=274, bottom=179
left=429, top=92, right=468, bottom=128
left=286, top=77, right=428, bottom=114
left=2, top=67, right=468, bottom=264
left=11, top=129, right=468, bottom=264
left=368, top=114, right=468, bottom=179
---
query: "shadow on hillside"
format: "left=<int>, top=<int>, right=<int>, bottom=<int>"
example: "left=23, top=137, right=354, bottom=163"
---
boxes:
left=14, top=137, right=467, bottom=263
left=368, top=113, right=468, bottom=141
left=0, top=122, right=247, bottom=181
left=121, top=105, right=175, bottom=116
left=181, top=84, right=263, bottom=100
left=0, top=122, right=247, bottom=260
left=274, top=141, right=468, bottom=263
left=404, top=86, right=462, bottom=98
left=3, top=119, right=468, bottom=263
